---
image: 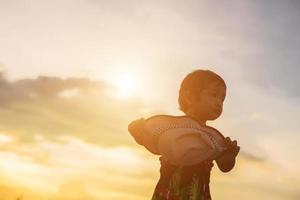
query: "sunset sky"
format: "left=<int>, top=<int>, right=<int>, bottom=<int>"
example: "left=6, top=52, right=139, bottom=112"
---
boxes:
left=0, top=0, right=299, bottom=199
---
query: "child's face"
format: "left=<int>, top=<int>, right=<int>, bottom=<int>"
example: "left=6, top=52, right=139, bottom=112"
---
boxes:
left=189, top=81, right=226, bottom=121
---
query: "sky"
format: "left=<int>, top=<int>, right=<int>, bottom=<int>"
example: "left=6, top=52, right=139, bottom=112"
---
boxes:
left=0, top=0, right=299, bottom=199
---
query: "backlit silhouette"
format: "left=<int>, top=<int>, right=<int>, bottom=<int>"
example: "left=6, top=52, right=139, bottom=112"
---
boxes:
left=128, top=69, right=240, bottom=200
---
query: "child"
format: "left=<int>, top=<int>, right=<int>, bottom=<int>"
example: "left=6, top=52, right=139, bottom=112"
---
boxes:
left=128, top=69, right=240, bottom=200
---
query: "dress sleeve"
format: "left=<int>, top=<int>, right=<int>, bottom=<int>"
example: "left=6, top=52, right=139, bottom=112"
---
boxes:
left=157, top=128, right=219, bottom=166
left=128, top=118, right=145, bottom=145
left=128, top=118, right=160, bottom=155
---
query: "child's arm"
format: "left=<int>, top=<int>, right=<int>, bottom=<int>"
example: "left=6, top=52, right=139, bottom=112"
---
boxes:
left=159, top=133, right=220, bottom=166
left=216, top=137, right=240, bottom=172
left=128, top=116, right=221, bottom=164
left=128, top=118, right=145, bottom=145
left=128, top=118, right=160, bottom=155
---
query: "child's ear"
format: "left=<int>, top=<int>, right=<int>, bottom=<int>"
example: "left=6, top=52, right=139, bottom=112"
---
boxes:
left=184, top=90, right=195, bottom=105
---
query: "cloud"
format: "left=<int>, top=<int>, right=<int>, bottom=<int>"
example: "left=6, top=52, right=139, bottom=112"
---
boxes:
left=0, top=73, right=167, bottom=198
left=0, top=73, right=152, bottom=146
left=0, top=72, right=109, bottom=101
left=0, top=134, right=158, bottom=200
left=238, top=151, right=265, bottom=163
left=0, top=128, right=294, bottom=200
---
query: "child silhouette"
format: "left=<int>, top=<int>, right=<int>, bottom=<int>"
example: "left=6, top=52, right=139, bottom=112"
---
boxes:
left=128, top=69, right=240, bottom=200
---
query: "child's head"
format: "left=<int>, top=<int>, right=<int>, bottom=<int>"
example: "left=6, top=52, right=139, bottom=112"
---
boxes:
left=178, top=69, right=226, bottom=121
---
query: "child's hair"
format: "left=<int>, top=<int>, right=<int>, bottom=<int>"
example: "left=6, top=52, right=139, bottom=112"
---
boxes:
left=178, top=69, right=226, bottom=113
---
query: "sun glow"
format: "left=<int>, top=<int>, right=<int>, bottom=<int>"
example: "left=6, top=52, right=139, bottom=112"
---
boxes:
left=113, top=73, right=139, bottom=99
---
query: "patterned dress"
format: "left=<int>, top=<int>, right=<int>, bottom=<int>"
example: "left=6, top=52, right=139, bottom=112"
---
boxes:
left=151, top=157, right=213, bottom=200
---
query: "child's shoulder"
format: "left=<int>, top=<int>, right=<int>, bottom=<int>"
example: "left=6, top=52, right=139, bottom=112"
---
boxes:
left=144, top=114, right=199, bottom=131
left=145, top=114, right=187, bottom=122
left=146, top=115, right=226, bottom=141
left=145, top=114, right=218, bottom=129
left=146, top=114, right=185, bottom=121
left=204, top=124, right=225, bottom=139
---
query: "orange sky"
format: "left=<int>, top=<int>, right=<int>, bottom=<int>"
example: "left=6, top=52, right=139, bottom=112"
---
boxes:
left=0, top=0, right=300, bottom=199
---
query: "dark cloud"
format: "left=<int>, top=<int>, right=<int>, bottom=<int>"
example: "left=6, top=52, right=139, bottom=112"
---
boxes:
left=0, top=73, right=146, bottom=146
left=0, top=72, right=27, bottom=105
left=0, top=72, right=109, bottom=102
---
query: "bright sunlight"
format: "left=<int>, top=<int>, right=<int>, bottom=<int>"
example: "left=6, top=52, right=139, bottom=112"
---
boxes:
left=113, top=73, right=139, bottom=99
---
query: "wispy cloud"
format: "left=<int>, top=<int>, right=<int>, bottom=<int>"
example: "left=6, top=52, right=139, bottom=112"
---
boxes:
left=0, top=134, right=157, bottom=199
left=0, top=73, right=149, bottom=145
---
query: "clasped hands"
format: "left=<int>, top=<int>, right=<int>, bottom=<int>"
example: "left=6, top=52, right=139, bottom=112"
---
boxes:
left=214, top=137, right=240, bottom=172
left=219, top=137, right=240, bottom=160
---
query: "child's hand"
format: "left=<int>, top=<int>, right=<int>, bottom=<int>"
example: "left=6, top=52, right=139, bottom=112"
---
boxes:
left=215, top=137, right=240, bottom=172
left=223, top=137, right=240, bottom=158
